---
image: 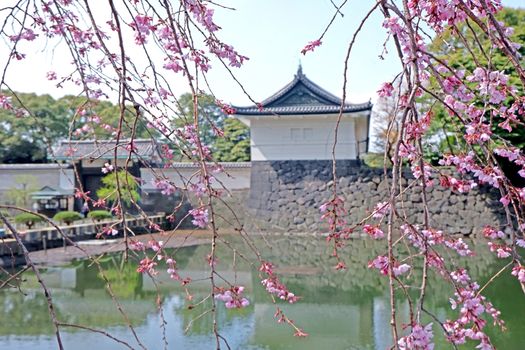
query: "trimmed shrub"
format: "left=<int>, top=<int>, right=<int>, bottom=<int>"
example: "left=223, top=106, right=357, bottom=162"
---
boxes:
left=87, top=210, right=112, bottom=221
left=53, top=211, right=83, bottom=225
left=14, top=212, right=43, bottom=229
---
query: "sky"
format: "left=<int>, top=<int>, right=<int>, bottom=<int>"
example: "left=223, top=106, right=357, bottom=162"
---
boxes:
left=0, top=0, right=524, bottom=107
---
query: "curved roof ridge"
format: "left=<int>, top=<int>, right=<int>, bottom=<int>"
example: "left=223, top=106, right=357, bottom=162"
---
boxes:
left=234, top=68, right=371, bottom=115
left=259, top=73, right=301, bottom=107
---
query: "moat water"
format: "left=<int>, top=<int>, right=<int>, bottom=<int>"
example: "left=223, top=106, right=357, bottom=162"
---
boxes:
left=0, top=236, right=524, bottom=349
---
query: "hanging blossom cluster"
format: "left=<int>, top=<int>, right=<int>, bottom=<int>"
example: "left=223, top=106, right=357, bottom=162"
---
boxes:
left=131, top=240, right=185, bottom=282
left=4, top=0, right=525, bottom=347
left=153, top=178, right=177, bottom=196
left=444, top=272, right=505, bottom=348
left=214, top=286, right=250, bottom=309
left=319, top=196, right=355, bottom=269
left=397, top=323, right=434, bottom=350
left=399, top=227, right=506, bottom=348
left=308, top=0, right=525, bottom=348
left=368, top=255, right=411, bottom=277
left=176, top=124, right=212, bottom=160
left=0, top=0, right=313, bottom=345
left=188, top=207, right=209, bottom=228
left=320, top=196, right=353, bottom=239
left=4, top=0, right=250, bottom=125
left=259, top=262, right=298, bottom=304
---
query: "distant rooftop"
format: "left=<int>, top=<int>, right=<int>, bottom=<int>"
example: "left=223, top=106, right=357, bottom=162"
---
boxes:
left=166, top=162, right=251, bottom=169
left=53, top=139, right=161, bottom=161
left=0, top=163, right=71, bottom=169
left=31, top=186, right=73, bottom=199
left=234, top=66, right=372, bottom=116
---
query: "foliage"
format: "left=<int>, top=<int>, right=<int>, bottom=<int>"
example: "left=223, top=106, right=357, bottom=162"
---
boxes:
left=2, top=1, right=525, bottom=349
left=427, top=7, right=525, bottom=149
left=96, top=170, right=140, bottom=206
left=173, top=93, right=250, bottom=161
left=14, top=212, right=43, bottom=229
left=175, top=93, right=226, bottom=150
left=0, top=92, right=153, bottom=163
left=362, top=153, right=391, bottom=168
left=0, top=92, right=68, bottom=163
left=87, top=210, right=113, bottom=221
left=213, top=118, right=250, bottom=162
left=0, top=139, right=47, bottom=163
left=53, top=211, right=83, bottom=225
left=97, top=259, right=142, bottom=298
left=4, top=175, right=39, bottom=208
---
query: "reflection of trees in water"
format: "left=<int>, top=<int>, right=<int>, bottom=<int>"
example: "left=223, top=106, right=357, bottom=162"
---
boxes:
left=67, top=245, right=199, bottom=299
left=71, top=256, right=145, bottom=299
left=244, top=237, right=508, bottom=305
left=0, top=289, right=157, bottom=335
left=176, top=292, right=253, bottom=336
left=0, top=291, right=57, bottom=335
left=96, top=256, right=143, bottom=299
left=151, top=236, right=514, bottom=306
left=1, top=236, right=522, bottom=347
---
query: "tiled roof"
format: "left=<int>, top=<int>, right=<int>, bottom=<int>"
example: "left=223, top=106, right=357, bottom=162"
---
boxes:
left=53, top=139, right=161, bottom=161
left=167, top=162, right=251, bottom=168
left=30, top=186, right=73, bottom=198
left=0, top=163, right=71, bottom=169
left=234, top=103, right=372, bottom=115
left=234, top=66, right=372, bottom=116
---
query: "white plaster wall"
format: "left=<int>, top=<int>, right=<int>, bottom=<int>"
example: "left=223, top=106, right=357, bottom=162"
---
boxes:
left=0, top=164, right=74, bottom=205
left=141, top=164, right=251, bottom=191
left=247, top=114, right=366, bottom=161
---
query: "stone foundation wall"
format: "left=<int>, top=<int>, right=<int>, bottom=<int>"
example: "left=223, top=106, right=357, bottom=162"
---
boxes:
left=245, top=161, right=506, bottom=235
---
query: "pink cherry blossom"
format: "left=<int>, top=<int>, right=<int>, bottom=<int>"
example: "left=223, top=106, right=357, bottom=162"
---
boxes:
left=215, top=286, right=250, bottom=309
left=368, top=255, right=389, bottom=275
left=101, top=162, right=114, bottom=174
left=189, top=207, right=209, bottom=228
left=363, top=224, right=385, bottom=239
left=10, top=29, right=37, bottom=42
left=393, top=263, right=411, bottom=277
left=377, top=82, right=394, bottom=97
left=372, top=201, right=390, bottom=219
left=398, top=323, right=434, bottom=350
left=511, top=265, right=525, bottom=283
left=0, top=94, right=13, bottom=110
left=301, top=39, right=322, bottom=55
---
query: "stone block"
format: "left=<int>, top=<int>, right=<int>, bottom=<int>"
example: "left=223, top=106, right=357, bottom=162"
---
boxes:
left=293, top=216, right=305, bottom=225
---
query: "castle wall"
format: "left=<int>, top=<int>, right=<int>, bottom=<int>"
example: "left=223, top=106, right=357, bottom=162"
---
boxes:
left=242, top=161, right=506, bottom=235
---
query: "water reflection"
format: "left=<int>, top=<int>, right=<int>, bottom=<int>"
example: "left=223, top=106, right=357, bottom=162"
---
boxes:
left=0, top=237, right=523, bottom=349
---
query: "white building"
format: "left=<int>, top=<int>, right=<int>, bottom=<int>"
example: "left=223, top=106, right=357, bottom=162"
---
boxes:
left=234, top=67, right=372, bottom=161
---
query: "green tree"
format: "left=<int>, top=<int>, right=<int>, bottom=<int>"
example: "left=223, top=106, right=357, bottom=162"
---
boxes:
left=96, top=170, right=140, bottom=206
left=213, top=118, right=250, bottom=162
left=14, top=212, right=43, bottom=229
left=4, top=175, right=39, bottom=207
left=53, top=211, right=83, bottom=225
left=60, top=95, right=153, bottom=140
left=0, top=92, right=69, bottom=163
left=0, top=92, right=154, bottom=163
left=427, top=7, right=525, bottom=150
left=174, top=93, right=250, bottom=161
left=0, top=140, right=46, bottom=163
left=174, top=93, right=226, bottom=149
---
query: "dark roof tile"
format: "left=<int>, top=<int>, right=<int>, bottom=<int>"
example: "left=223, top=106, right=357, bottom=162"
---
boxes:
left=234, top=67, right=372, bottom=116
left=53, top=139, right=160, bottom=161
